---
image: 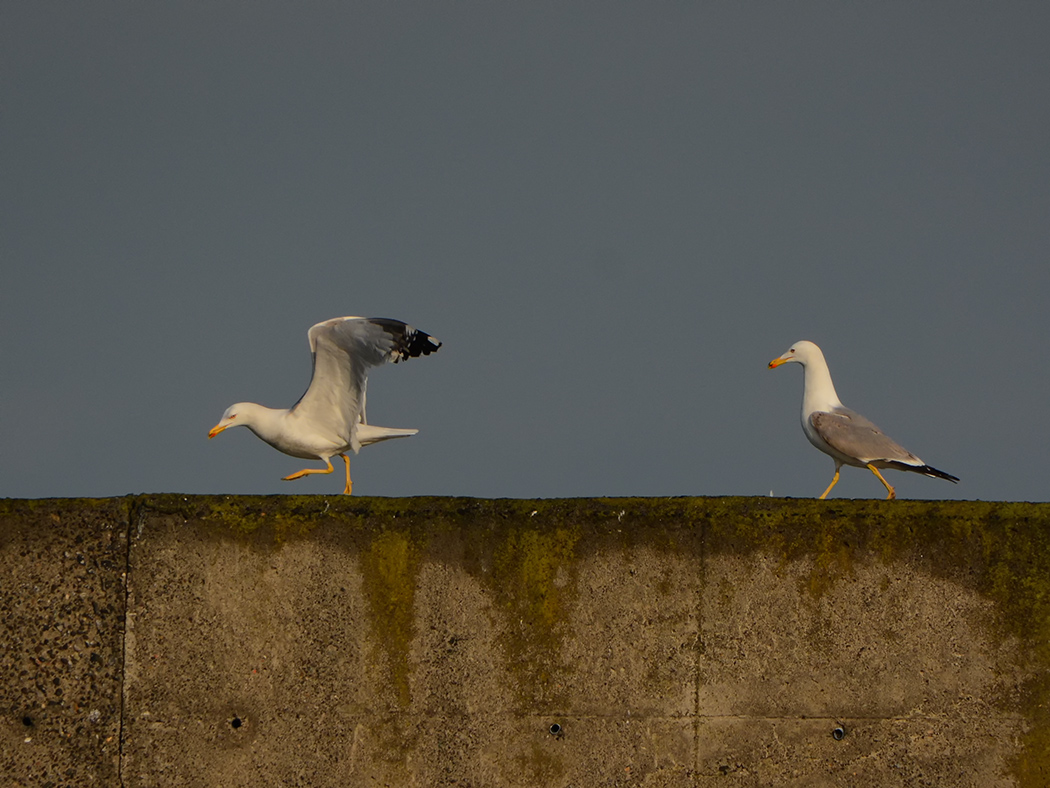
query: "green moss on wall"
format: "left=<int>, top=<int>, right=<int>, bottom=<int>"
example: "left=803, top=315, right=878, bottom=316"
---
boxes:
left=700, top=497, right=1050, bottom=786
left=127, top=494, right=332, bottom=541
left=490, top=524, right=581, bottom=707
left=34, top=493, right=1047, bottom=783
left=360, top=529, right=424, bottom=708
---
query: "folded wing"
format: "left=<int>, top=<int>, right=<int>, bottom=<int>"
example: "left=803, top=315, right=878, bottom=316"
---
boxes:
left=810, top=408, right=921, bottom=466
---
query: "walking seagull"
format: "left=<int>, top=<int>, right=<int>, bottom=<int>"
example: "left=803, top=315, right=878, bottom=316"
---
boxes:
left=209, top=316, right=440, bottom=494
left=768, top=340, right=957, bottom=500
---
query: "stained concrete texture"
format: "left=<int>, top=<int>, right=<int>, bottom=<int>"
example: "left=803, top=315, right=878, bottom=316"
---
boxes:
left=3, top=496, right=1049, bottom=787
left=0, top=499, right=127, bottom=787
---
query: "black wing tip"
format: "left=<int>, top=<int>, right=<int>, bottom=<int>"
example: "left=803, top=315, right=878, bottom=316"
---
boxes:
left=371, top=318, right=441, bottom=362
left=884, top=461, right=959, bottom=483
left=920, top=465, right=960, bottom=484
left=401, top=328, right=442, bottom=360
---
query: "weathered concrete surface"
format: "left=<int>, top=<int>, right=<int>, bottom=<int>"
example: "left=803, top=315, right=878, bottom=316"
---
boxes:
left=3, top=496, right=1050, bottom=787
left=0, top=499, right=127, bottom=787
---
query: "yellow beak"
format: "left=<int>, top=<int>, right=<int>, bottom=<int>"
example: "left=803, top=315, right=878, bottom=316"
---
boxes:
left=768, top=356, right=788, bottom=369
left=208, top=423, right=227, bottom=439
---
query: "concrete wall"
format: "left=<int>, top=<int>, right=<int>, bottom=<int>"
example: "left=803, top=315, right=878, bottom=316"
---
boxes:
left=2, top=495, right=1049, bottom=787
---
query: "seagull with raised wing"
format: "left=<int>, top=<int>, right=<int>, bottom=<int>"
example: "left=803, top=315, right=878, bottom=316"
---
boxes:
left=209, top=316, right=441, bottom=494
left=768, top=340, right=957, bottom=500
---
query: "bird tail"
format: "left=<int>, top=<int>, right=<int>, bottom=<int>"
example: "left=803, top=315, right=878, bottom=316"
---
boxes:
left=356, top=424, right=419, bottom=447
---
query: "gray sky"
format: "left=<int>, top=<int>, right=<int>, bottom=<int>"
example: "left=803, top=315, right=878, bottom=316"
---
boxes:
left=3, top=4, right=1048, bottom=501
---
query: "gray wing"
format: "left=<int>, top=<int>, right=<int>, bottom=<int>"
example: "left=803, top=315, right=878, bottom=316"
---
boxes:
left=290, top=317, right=441, bottom=447
left=810, top=408, right=921, bottom=465
left=313, top=317, right=441, bottom=367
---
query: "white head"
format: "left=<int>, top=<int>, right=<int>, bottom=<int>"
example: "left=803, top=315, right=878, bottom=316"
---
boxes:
left=768, top=340, right=825, bottom=369
left=208, top=402, right=256, bottom=438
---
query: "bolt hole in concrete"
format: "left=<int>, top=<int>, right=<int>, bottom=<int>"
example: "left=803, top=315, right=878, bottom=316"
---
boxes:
left=231, top=717, right=243, bottom=729
left=549, top=723, right=562, bottom=737
left=832, top=726, right=846, bottom=740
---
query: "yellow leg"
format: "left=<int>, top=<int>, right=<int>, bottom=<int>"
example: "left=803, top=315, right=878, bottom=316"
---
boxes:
left=340, top=453, right=353, bottom=495
left=867, top=464, right=896, bottom=500
left=819, top=468, right=841, bottom=500
left=282, top=458, right=335, bottom=482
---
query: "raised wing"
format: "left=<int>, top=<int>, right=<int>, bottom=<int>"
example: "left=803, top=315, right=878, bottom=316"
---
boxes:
left=310, top=317, right=441, bottom=365
left=809, top=408, right=921, bottom=465
left=291, top=317, right=441, bottom=449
